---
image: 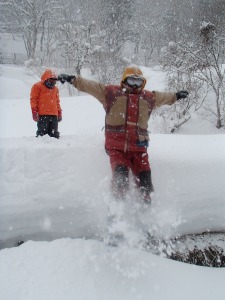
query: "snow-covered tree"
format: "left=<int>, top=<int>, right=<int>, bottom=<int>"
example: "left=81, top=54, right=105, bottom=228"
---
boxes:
left=161, top=22, right=225, bottom=129
left=56, top=22, right=96, bottom=75
left=2, top=0, right=60, bottom=60
left=94, top=0, right=135, bottom=82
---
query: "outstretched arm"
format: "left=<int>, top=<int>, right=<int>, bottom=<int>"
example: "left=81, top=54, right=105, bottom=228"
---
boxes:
left=58, top=74, right=106, bottom=106
left=153, top=90, right=189, bottom=108
left=74, top=76, right=106, bottom=105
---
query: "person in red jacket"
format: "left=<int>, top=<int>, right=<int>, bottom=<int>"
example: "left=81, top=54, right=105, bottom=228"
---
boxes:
left=30, top=69, right=62, bottom=139
left=58, top=65, right=188, bottom=203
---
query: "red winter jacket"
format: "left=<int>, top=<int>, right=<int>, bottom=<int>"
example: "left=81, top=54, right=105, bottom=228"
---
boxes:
left=103, top=85, right=155, bottom=152
left=72, top=66, right=177, bottom=153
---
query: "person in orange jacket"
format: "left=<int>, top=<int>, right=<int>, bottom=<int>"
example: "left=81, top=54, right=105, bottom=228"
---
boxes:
left=58, top=65, right=188, bottom=203
left=30, top=69, right=62, bottom=139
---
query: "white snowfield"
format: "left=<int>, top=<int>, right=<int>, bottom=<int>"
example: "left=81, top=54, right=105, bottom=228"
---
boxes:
left=0, top=65, right=225, bottom=300
left=1, top=238, right=225, bottom=300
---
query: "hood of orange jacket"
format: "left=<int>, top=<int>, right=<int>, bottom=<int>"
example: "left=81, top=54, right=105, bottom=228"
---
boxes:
left=41, top=69, right=58, bottom=82
left=120, top=65, right=146, bottom=91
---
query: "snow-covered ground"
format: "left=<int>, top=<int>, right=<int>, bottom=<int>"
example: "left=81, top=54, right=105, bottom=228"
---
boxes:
left=0, top=64, right=225, bottom=300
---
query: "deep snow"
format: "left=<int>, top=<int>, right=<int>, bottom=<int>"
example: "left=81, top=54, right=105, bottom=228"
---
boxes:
left=0, top=64, right=225, bottom=300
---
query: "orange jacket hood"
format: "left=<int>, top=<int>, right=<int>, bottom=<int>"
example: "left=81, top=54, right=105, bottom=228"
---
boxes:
left=121, top=65, right=146, bottom=90
left=41, top=69, right=58, bottom=82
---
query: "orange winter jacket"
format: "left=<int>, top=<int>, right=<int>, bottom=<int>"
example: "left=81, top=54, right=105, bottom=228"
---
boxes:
left=30, top=69, right=61, bottom=116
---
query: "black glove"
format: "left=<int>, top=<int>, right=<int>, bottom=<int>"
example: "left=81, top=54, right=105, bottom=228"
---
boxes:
left=58, top=74, right=76, bottom=84
left=176, top=90, right=189, bottom=100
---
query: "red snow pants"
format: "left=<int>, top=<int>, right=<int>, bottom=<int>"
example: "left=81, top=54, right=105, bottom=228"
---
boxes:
left=107, top=149, right=153, bottom=201
left=108, top=149, right=150, bottom=176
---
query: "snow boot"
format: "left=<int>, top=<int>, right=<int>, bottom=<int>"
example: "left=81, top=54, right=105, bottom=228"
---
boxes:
left=138, top=170, right=154, bottom=204
left=112, top=165, right=129, bottom=200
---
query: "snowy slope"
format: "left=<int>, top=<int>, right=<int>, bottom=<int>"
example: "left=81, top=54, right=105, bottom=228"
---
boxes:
left=1, top=238, right=225, bottom=300
left=0, top=64, right=225, bottom=300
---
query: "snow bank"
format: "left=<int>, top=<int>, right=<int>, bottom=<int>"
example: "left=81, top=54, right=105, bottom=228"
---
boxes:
left=1, top=134, right=225, bottom=248
left=1, top=238, right=225, bottom=300
left=0, top=135, right=109, bottom=246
